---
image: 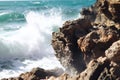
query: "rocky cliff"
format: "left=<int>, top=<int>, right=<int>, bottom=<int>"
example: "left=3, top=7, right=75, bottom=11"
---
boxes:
left=51, top=0, right=120, bottom=79
left=2, top=0, right=120, bottom=80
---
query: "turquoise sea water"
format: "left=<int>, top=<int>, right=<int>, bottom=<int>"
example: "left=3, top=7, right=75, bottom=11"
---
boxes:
left=0, top=0, right=96, bottom=79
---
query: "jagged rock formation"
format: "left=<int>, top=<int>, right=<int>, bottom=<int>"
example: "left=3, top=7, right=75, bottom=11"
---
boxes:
left=52, top=19, right=91, bottom=75
left=49, top=57, right=120, bottom=80
left=77, top=25, right=120, bottom=64
left=51, top=0, right=120, bottom=79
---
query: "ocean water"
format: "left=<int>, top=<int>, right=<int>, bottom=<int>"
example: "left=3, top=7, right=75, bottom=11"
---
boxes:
left=0, top=0, right=96, bottom=79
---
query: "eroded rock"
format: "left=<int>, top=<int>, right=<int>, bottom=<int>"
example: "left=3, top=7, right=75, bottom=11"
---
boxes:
left=105, top=40, right=120, bottom=62
left=52, top=18, right=93, bottom=75
left=52, top=0, right=120, bottom=77
left=77, top=26, right=119, bottom=63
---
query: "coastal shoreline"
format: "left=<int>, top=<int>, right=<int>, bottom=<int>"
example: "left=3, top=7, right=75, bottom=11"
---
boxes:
left=2, top=0, right=120, bottom=80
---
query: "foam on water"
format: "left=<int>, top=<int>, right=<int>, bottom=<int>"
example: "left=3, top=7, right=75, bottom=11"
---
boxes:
left=0, top=57, right=63, bottom=79
left=0, top=9, right=65, bottom=79
left=0, top=11, right=25, bottom=22
left=0, top=9, right=63, bottom=59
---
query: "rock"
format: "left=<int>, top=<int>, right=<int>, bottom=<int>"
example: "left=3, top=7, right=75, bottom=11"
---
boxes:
left=109, top=65, right=120, bottom=79
left=51, top=0, right=120, bottom=79
left=1, top=67, right=64, bottom=80
left=79, top=58, right=110, bottom=80
left=52, top=0, right=120, bottom=76
left=49, top=73, right=80, bottom=80
left=48, top=57, right=120, bottom=80
left=19, top=67, right=50, bottom=80
left=108, top=0, right=120, bottom=23
left=77, top=26, right=119, bottom=63
left=105, top=40, right=120, bottom=62
left=1, top=77, right=23, bottom=80
left=52, top=18, right=93, bottom=75
left=87, top=0, right=120, bottom=28
left=80, top=7, right=97, bottom=22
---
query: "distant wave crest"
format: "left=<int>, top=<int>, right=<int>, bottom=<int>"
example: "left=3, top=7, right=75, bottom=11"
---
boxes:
left=0, top=12, right=25, bottom=22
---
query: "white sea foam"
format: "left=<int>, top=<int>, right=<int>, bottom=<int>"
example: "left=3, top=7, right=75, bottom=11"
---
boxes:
left=32, top=1, right=41, bottom=4
left=0, top=9, right=64, bottom=79
left=0, top=12, right=10, bottom=16
left=0, top=57, right=63, bottom=79
left=0, top=9, right=63, bottom=59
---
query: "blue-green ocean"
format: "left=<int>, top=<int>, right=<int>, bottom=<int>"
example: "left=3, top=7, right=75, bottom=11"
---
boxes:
left=0, top=0, right=96, bottom=79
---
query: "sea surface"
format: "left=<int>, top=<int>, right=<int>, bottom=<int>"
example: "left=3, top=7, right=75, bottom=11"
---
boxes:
left=0, top=0, right=96, bottom=79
